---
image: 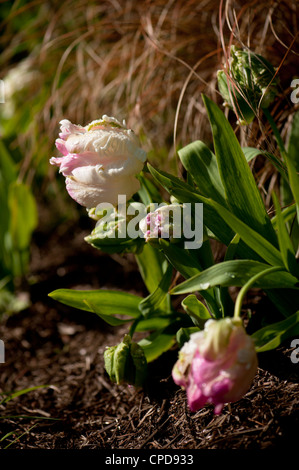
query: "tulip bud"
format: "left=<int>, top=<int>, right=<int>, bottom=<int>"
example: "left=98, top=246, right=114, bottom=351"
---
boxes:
left=172, top=318, right=258, bottom=414
left=217, top=45, right=279, bottom=124
left=104, top=335, right=147, bottom=387
left=85, top=202, right=145, bottom=254
left=139, top=203, right=183, bottom=244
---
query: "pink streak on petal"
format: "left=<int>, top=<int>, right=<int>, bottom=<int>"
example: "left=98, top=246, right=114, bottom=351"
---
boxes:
left=55, top=139, right=68, bottom=156
left=55, top=152, right=101, bottom=176
left=187, top=379, right=208, bottom=412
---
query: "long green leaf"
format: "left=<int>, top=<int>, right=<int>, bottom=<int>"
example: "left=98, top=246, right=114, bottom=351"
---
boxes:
left=158, top=240, right=222, bottom=318
left=138, top=324, right=178, bottom=362
left=135, top=315, right=177, bottom=332
left=0, top=385, right=50, bottom=405
left=170, top=260, right=298, bottom=295
left=8, top=183, right=38, bottom=251
left=207, top=198, right=283, bottom=266
left=252, top=311, right=299, bottom=352
left=0, top=142, right=17, bottom=276
left=287, top=110, right=299, bottom=172
left=272, top=192, right=297, bottom=274
left=137, top=171, right=163, bottom=205
left=271, top=203, right=297, bottom=229
left=284, top=154, right=299, bottom=225
left=49, top=289, right=142, bottom=326
left=178, top=141, right=226, bottom=205
left=0, top=141, right=17, bottom=185
left=138, top=264, right=173, bottom=316
left=158, top=239, right=202, bottom=279
left=242, top=147, right=287, bottom=177
left=202, top=94, right=277, bottom=246
left=135, top=243, right=168, bottom=295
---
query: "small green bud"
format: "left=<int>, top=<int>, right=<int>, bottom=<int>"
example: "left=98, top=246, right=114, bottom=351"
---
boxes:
left=85, top=204, right=145, bottom=254
left=104, top=335, right=147, bottom=387
left=103, top=345, right=117, bottom=382
left=217, top=45, right=279, bottom=124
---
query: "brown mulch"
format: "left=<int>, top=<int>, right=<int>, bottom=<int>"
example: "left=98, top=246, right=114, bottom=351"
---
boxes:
left=0, top=218, right=298, bottom=450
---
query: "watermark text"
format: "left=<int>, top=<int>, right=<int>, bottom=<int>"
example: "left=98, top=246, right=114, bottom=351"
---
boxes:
left=290, top=339, right=299, bottom=364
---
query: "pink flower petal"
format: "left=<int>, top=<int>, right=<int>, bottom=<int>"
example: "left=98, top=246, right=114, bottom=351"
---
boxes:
left=55, top=139, right=68, bottom=156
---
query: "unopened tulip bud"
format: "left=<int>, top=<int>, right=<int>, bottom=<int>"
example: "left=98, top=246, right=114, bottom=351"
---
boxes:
left=104, top=335, right=147, bottom=387
left=217, top=45, right=279, bottom=124
left=139, top=204, right=183, bottom=243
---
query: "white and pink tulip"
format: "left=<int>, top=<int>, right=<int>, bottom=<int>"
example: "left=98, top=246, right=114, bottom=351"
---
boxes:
left=172, top=318, right=258, bottom=414
left=50, top=116, right=147, bottom=209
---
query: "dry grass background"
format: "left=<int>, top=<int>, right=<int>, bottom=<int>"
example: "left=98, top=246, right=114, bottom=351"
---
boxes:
left=1, top=0, right=298, bottom=182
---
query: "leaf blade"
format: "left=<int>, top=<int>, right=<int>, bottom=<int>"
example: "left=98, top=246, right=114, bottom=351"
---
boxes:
left=49, top=289, right=142, bottom=325
left=202, top=94, right=277, bottom=246
left=252, top=311, right=299, bottom=352
left=170, top=260, right=298, bottom=295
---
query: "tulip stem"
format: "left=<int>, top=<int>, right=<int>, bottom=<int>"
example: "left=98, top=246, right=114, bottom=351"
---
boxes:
left=129, top=317, right=140, bottom=338
left=234, top=266, right=285, bottom=322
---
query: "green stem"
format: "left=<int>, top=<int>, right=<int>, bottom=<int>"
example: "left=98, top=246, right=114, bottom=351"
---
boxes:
left=129, top=317, right=140, bottom=338
left=234, top=266, right=285, bottom=322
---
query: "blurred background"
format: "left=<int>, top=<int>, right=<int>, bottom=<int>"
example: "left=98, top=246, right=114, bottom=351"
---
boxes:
left=0, top=0, right=298, bottom=316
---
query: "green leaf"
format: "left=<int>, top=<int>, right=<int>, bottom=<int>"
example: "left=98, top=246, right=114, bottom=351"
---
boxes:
left=271, top=203, right=297, bottom=229
left=176, top=327, right=200, bottom=348
left=158, top=239, right=202, bottom=279
left=0, top=141, right=17, bottom=185
left=252, top=311, right=299, bottom=352
left=158, top=240, right=222, bottom=318
left=138, top=324, right=178, bottom=362
left=287, top=110, right=299, bottom=173
left=138, top=264, right=173, bottom=317
left=284, top=153, right=299, bottom=225
left=6, top=182, right=38, bottom=277
left=242, top=147, right=287, bottom=177
left=135, top=315, right=177, bottom=332
left=178, top=141, right=226, bottom=205
left=135, top=243, right=168, bottom=294
left=224, top=233, right=240, bottom=261
left=170, top=260, right=298, bottom=295
left=272, top=192, right=297, bottom=274
left=49, top=289, right=142, bottom=326
left=207, top=198, right=283, bottom=267
left=8, top=182, right=38, bottom=251
left=0, top=385, right=50, bottom=405
left=181, top=294, right=211, bottom=327
left=202, top=94, right=277, bottom=247
left=137, top=171, right=163, bottom=205
left=0, top=143, right=18, bottom=278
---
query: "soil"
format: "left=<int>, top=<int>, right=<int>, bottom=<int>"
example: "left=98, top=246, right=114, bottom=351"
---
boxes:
left=0, top=211, right=299, bottom=451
